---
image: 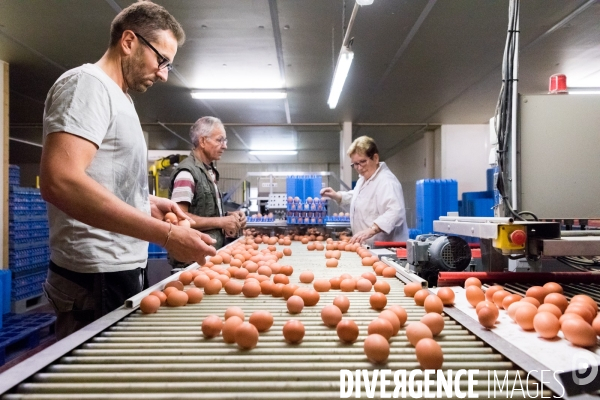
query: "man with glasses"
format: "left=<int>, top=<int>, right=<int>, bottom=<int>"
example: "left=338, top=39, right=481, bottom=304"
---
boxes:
left=40, top=1, right=216, bottom=339
left=320, top=136, right=408, bottom=246
left=168, top=117, right=246, bottom=268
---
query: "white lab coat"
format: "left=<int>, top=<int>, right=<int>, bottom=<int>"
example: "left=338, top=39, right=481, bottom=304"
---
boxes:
left=338, top=162, right=409, bottom=245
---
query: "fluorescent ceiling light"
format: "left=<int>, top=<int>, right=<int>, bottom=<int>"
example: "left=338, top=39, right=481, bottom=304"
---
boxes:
left=327, top=47, right=354, bottom=109
left=191, top=90, right=287, bottom=99
left=568, top=87, right=600, bottom=95
left=248, top=150, right=297, bottom=156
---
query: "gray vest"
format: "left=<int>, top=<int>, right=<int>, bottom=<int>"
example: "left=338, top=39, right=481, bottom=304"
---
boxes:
left=167, top=154, right=224, bottom=268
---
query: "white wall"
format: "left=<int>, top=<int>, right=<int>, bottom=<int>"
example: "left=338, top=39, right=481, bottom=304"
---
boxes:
left=440, top=124, right=492, bottom=195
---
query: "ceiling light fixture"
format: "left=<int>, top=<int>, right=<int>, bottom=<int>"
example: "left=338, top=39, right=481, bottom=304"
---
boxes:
left=248, top=150, right=297, bottom=156
left=327, top=1, right=372, bottom=109
left=191, top=90, right=287, bottom=100
left=568, top=87, right=600, bottom=95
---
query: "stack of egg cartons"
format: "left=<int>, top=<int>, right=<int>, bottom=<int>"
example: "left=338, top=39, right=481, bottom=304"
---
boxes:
left=285, top=175, right=327, bottom=225
left=8, top=176, right=50, bottom=312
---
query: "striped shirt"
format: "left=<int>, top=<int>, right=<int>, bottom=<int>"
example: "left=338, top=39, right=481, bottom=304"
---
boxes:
left=172, top=169, right=223, bottom=216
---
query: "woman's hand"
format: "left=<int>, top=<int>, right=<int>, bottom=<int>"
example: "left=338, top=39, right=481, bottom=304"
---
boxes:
left=319, top=187, right=342, bottom=202
left=349, top=227, right=377, bottom=244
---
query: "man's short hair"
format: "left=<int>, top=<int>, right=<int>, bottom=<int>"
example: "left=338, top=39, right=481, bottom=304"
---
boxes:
left=347, top=136, right=379, bottom=159
left=190, top=117, right=225, bottom=148
left=110, top=1, right=185, bottom=47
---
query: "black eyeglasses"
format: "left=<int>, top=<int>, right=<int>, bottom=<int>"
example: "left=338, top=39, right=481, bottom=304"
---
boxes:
left=134, top=32, right=173, bottom=71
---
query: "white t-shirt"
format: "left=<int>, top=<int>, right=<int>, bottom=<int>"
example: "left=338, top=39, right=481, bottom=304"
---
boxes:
left=43, top=63, right=150, bottom=273
left=338, top=162, right=409, bottom=245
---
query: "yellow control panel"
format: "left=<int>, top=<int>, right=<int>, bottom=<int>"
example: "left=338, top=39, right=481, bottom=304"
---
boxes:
left=493, top=224, right=527, bottom=254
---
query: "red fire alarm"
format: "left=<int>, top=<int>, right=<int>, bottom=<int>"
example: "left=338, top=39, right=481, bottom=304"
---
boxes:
left=549, top=74, right=567, bottom=94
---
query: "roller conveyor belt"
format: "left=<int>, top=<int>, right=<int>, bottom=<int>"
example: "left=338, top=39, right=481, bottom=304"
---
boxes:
left=1, top=241, right=554, bottom=399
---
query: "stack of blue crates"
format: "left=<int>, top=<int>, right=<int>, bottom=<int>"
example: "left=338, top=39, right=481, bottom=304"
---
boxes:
left=415, top=179, right=458, bottom=234
left=148, top=243, right=167, bottom=259
left=9, top=186, right=50, bottom=308
left=285, top=175, right=327, bottom=225
left=458, top=168, right=498, bottom=218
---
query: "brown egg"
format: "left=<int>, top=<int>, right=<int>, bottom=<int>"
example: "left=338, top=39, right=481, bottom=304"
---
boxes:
left=336, top=319, right=359, bottom=343
left=368, top=318, right=394, bottom=340
left=225, top=306, right=245, bottom=320
left=477, top=305, right=497, bottom=329
left=219, top=252, right=232, bottom=264
left=201, top=315, right=223, bottom=338
left=374, top=264, right=386, bottom=276
left=565, top=304, right=594, bottom=324
left=521, top=297, right=541, bottom=308
left=271, top=283, right=285, bottom=297
left=283, top=320, right=305, bottom=344
left=543, top=282, right=563, bottom=294
left=260, top=280, right=274, bottom=295
left=211, top=255, right=223, bottom=265
left=374, top=280, right=391, bottom=295
left=370, top=293, right=388, bottom=310
left=194, top=274, right=210, bottom=288
left=249, top=311, right=274, bottom=332
left=476, top=301, right=499, bottom=320
left=379, top=310, right=401, bottom=335
left=559, top=312, right=584, bottom=326
left=329, top=277, right=342, bottom=290
left=287, top=295, right=304, bottom=314
left=537, top=303, right=562, bottom=319
left=382, top=267, right=396, bottom=278
left=424, top=295, right=444, bottom=314
left=215, top=274, right=230, bottom=286
left=269, top=263, right=281, bottom=274
left=526, top=286, right=548, bottom=304
left=321, top=305, right=343, bottom=327
left=162, top=286, right=179, bottom=297
left=485, top=285, right=503, bottom=302
left=436, top=288, right=455, bottom=306
left=282, top=284, right=299, bottom=300
left=234, top=268, right=249, bottom=280
left=465, top=286, right=485, bottom=307
left=364, top=334, right=390, bottom=364
left=222, top=316, right=244, bottom=343
left=333, top=295, right=350, bottom=313
left=515, top=303, right=538, bottom=330
left=140, top=294, right=161, bottom=314
left=570, top=295, right=598, bottom=315
left=313, top=279, right=331, bottom=292
left=224, top=280, right=243, bottom=295
left=543, top=293, right=568, bottom=313
left=465, top=277, right=482, bottom=288
left=165, top=281, right=184, bottom=291
left=230, top=259, right=242, bottom=268
left=361, top=272, right=377, bottom=284
left=533, top=311, right=560, bottom=339
left=356, top=278, right=373, bottom=292
left=204, top=279, right=223, bottom=295
left=234, top=322, right=259, bottom=349
left=502, top=294, right=522, bottom=310
left=307, top=243, right=316, bottom=251
left=340, top=279, right=356, bottom=292
left=326, top=258, right=339, bottom=268
left=242, top=282, right=261, bottom=298
left=273, top=274, right=290, bottom=285
left=179, top=271, right=193, bottom=285
left=404, top=282, right=422, bottom=298
left=414, top=289, right=430, bottom=306
left=492, top=290, right=511, bottom=309
left=561, top=318, right=597, bottom=347
left=166, top=290, right=188, bottom=307
left=388, top=305, right=408, bottom=327
left=592, top=315, right=600, bottom=336
left=299, top=271, right=315, bottom=283
left=185, top=288, right=203, bottom=304
left=332, top=250, right=342, bottom=259
left=406, top=322, right=433, bottom=346
left=415, top=338, right=444, bottom=370
left=257, top=266, right=272, bottom=277
left=420, top=312, right=445, bottom=336
left=149, top=290, right=167, bottom=306
left=302, top=289, right=320, bottom=306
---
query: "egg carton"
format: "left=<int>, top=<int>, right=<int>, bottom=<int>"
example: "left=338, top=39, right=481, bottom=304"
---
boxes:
left=324, top=216, right=351, bottom=223
left=247, top=216, right=275, bottom=223
left=286, top=216, right=325, bottom=225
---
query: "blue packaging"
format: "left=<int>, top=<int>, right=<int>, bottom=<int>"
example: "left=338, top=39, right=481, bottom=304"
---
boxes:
left=416, top=179, right=458, bottom=234
left=0, top=269, right=11, bottom=315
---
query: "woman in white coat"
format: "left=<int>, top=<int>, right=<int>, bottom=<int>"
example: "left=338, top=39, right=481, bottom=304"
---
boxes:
left=321, top=136, right=409, bottom=245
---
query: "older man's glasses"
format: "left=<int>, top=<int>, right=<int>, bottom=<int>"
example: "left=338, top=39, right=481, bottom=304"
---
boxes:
left=350, top=158, right=370, bottom=169
left=209, top=137, right=228, bottom=146
left=134, top=32, right=173, bottom=71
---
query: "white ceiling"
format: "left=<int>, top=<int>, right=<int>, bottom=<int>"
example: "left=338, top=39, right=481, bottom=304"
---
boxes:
left=2, top=0, right=600, bottom=164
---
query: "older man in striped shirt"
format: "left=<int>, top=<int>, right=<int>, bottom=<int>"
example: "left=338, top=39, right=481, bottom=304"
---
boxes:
left=168, top=117, right=246, bottom=268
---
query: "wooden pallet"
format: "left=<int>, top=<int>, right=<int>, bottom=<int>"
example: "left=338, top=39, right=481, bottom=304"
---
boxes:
left=0, top=313, right=56, bottom=365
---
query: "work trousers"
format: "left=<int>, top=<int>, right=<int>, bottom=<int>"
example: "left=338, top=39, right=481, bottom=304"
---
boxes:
left=43, top=261, right=147, bottom=340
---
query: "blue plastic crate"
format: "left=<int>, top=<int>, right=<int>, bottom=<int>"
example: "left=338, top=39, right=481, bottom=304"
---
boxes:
left=9, top=214, right=49, bottom=223
left=0, top=271, right=11, bottom=316
left=10, top=261, right=49, bottom=275
left=11, top=281, right=44, bottom=301
left=416, top=179, right=458, bottom=234
left=12, top=270, right=47, bottom=290
left=0, top=313, right=56, bottom=366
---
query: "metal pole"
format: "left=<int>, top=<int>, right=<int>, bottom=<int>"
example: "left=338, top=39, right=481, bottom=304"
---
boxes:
left=510, top=1, right=519, bottom=209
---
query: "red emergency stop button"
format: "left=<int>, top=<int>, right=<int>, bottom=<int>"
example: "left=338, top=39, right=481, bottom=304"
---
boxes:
left=510, top=230, right=526, bottom=245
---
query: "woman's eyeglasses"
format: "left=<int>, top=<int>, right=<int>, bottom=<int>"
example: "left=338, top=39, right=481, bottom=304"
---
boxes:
left=350, top=158, right=370, bottom=169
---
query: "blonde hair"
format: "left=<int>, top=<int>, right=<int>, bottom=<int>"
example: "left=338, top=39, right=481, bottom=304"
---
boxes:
left=347, top=136, right=379, bottom=158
